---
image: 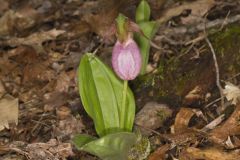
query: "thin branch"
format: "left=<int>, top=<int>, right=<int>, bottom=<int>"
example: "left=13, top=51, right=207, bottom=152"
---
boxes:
left=205, top=37, right=225, bottom=112
left=204, top=97, right=221, bottom=108
left=219, top=11, right=231, bottom=31
left=201, top=114, right=225, bottom=132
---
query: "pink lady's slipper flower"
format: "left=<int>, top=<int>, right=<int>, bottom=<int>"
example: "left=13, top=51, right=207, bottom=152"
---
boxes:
left=112, top=14, right=142, bottom=80
left=112, top=37, right=141, bottom=80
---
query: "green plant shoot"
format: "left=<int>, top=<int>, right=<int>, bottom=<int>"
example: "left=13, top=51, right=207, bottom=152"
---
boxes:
left=78, top=53, right=135, bottom=136
left=73, top=53, right=137, bottom=160
left=135, top=0, right=159, bottom=75
left=116, top=13, right=128, bottom=42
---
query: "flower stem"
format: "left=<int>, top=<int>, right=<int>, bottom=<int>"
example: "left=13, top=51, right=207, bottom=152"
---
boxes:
left=121, top=80, right=128, bottom=128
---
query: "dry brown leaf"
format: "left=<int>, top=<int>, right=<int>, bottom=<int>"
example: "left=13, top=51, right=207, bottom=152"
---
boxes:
left=0, top=94, right=18, bottom=131
left=184, top=85, right=204, bottom=105
left=4, top=29, right=65, bottom=53
left=55, top=71, right=76, bottom=93
left=232, top=136, right=240, bottom=148
left=0, top=7, right=40, bottom=37
left=25, top=139, right=73, bottom=159
left=174, top=107, right=195, bottom=133
left=7, top=46, right=38, bottom=65
left=23, top=61, right=55, bottom=84
left=83, top=0, right=135, bottom=38
left=179, top=147, right=240, bottom=160
left=180, top=0, right=215, bottom=25
left=223, top=82, right=240, bottom=105
left=56, top=106, right=71, bottom=120
left=0, top=55, right=17, bottom=75
left=0, top=80, right=6, bottom=98
left=209, top=104, right=240, bottom=146
left=168, top=108, right=205, bottom=145
left=14, top=6, right=40, bottom=31
left=166, top=129, right=200, bottom=145
left=0, top=10, right=16, bottom=36
left=83, top=12, right=116, bottom=39
left=43, top=92, right=69, bottom=112
left=0, top=0, right=9, bottom=15
left=158, top=0, right=215, bottom=24
left=53, top=115, right=85, bottom=139
left=148, top=144, right=170, bottom=160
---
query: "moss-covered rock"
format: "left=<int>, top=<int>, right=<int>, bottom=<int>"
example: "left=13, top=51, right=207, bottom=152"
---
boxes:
left=132, top=24, right=240, bottom=107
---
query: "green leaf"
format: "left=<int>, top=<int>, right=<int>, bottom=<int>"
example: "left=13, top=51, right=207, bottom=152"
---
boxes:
left=74, top=132, right=137, bottom=160
left=134, top=21, right=158, bottom=74
left=136, top=0, right=151, bottom=23
left=78, top=53, right=135, bottom=136
left=72, top=134, right=96, bottom=149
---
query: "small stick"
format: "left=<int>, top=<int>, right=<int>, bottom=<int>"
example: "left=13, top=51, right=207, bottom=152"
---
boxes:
left=227, top=72, right=240, bottom=81
left=204, top=97, right=221, bottom=108
left=204, top=38, right=224, bottom=111
left=201, top=114, right=225, bottom=132
left=219, top=11, right=231, bottom=31
left=203, top=12, right=225, bottom=112
left=205, top=37, right=225, bottom=112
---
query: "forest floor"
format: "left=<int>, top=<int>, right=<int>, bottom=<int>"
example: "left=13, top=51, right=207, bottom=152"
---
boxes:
left=0, top=0, right=240, bottom=159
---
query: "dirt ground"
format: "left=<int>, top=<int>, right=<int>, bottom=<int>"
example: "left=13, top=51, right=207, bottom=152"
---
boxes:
left=0, top=0, right=240, bottom=159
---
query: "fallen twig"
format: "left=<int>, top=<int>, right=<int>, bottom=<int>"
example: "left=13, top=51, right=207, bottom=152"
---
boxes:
left=219, top=11, right=231, bottom=31
left=202, top=11, right=225, bottom=112
left=204, top=37, right=225, bottom=112
left=201, top=114, right=225, bottom=132
left=204, top=97, right=221, bottom=108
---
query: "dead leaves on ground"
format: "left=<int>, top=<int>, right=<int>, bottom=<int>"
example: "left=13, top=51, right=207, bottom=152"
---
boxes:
left=0, top=139, right=73, bottom=160
left=173, top=107, right=196, bottom=133
left=207, top=82, right=240, bottom=147
left=1, top=0, right=240, bottom=159
left=0, top=9, right=39, bottom=37
left=0, top=81, right=18, bottom=132
left=0, top=94, right=18, bottom=131
left=209, top=105, right=240, bottom=147
left=179, top=147, right=240, bottom=160
left=223, top=82, right=240, bottom=105
left=148, top=144, right=171, bottom=160
left=0, top=0, right=62, bottom=37
left=2, top=29, right=65, bottom=53
left=82, top=0, right=136, bottom=38
left=157, top=0, right=216, bottom=25
left=149, top=102, right=240, bottom=160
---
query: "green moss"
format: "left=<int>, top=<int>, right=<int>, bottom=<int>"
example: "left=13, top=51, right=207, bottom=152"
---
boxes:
left=175, top=71, right=195, bottom=95
left=128, top=133, right=150, bottom=160
left=211, top=24, right=240, bottom=73
left=157, top=109, right=172, bottom=122
left=135, top=74, right=156, bottom=89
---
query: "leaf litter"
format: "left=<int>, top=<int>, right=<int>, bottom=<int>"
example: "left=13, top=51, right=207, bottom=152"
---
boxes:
left=223, top=82, right=240, bottom=105
left=0, top=0, right=240, bottom=159
left=0, top=94, right=18, bottom=131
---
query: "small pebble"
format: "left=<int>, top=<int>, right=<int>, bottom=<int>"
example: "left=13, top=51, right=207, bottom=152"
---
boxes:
left=135, top=102, right=173, bottom=135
